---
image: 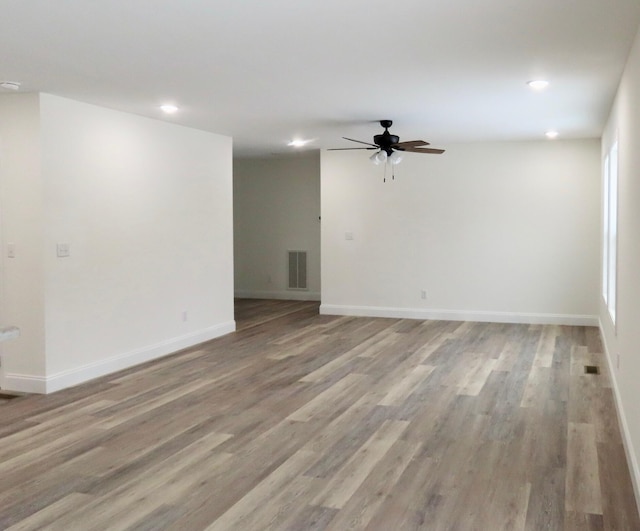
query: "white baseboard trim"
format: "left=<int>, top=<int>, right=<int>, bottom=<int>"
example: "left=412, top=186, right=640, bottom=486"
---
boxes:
left=319, top=304, right=599, bottom=326
left=3, top=320, right=236, bottom=395
left=2, top=373, right=47, bottom=394
left=235, top=290, right=321, bottom=302
left=599, top=319, right=640, bottom=513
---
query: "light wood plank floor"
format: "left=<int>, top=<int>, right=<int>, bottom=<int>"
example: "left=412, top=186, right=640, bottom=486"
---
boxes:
left=0, top=299, right=638, bottom=530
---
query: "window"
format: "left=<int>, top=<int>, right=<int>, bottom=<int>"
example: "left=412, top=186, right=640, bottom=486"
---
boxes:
left=602, top=140, right=618, bottom=324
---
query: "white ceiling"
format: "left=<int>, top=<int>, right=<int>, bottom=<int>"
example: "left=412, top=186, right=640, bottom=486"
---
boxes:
left=1, top=0, right=639, bottom=157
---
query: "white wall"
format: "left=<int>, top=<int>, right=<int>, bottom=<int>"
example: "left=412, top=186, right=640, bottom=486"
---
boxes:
left=321, top=139, right=600, bottom=324
left=234, top=152, right=321, bottom=300
left=600, top=25, right=640, bottom=505
left=0, top=93, right=234, bottom=393
left=0, top=94, right=46, bottom=381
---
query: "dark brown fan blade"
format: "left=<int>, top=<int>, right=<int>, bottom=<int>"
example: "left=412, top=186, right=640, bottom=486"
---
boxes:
left=327, top=147, right=377, bottom=151
left=392, top=140, right=430, bottom=148
left=401, top=146, right=445, bottom=154
left=342, top=137, right=379, bottom=148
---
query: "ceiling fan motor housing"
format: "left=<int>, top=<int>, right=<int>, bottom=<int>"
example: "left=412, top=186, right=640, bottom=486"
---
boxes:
left=374, top=131, right=400, bottom=155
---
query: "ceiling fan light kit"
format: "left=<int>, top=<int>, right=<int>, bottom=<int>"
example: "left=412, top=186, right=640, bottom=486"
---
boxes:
left=389, top=151, right=404, bottom=165
left=369, top=150, right=387, bottom=165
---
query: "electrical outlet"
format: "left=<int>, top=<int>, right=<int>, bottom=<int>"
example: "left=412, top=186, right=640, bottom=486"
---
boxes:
left=7, top=243, right=15, bottom=258
left=421, top=290, right=427, bottom=300
left=182, top=310, right=188, bottom=322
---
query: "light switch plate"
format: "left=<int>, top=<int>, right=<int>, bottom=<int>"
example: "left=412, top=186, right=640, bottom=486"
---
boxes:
left=57, top=243, right=70, bottom=258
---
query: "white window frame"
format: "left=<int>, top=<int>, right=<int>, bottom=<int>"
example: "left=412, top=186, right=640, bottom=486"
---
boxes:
left=602, top=139, right=618, bottom=325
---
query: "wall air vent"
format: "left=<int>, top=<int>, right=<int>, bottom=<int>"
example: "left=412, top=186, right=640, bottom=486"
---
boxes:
left=288, top=250, right=308, bottom=290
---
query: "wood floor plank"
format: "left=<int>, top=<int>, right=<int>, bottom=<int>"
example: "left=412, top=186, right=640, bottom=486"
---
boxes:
left=299, top=348, right=364, bottom=383
left=95, top=378, right=219, bottom=430
left=306, top=407, right=393, bottom=483
left=281, top=504, right=339, bottom=531
left=450, top=478, right=532, bottom=530
left=362, top=449, right=437, bottom=530
left=246, top=475, right=324, bottom=531
left=4, top=493, right=93, bottom=531
left=564, top=511, right=605, bottom=531
left=286, top=373, right=368, bottom=422
left=533, top=325, right=559, bottom=368
left=0, top=300, right=637, bottom=530
left=267, top=334, right=329, bottom=360
left=47, top=430, right=232, bottom=527
left=311, top=419, right=409, bottom=509
left=300, top=390, right=388, bottom=459
left=0, top=445, right=104, bottom=516
left=520, top=365, right=545, bottom=408
left=0, top=401, right=112, bottom=465
left=494, top=340, right=522, bottom=372
left=525, top=466, right=566, bottom=531
left=456, top=354, right=496, bottom=396
left=597, top=441, right=640, bottom=530
left=378, top=364, right=434, bottom=406
left=565, top=422, right=603, bottom=515
left=205, top=450, right=318, bottom=531
left=324, top=439, right=422, bottom=530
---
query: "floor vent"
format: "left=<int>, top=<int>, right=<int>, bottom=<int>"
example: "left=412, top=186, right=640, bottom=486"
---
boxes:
left=584, top=365, right=600, bottom=375
left=288, top=250, right=308, bottom=290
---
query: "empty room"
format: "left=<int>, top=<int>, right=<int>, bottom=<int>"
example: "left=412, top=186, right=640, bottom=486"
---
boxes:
left=1, top=1, right=640, bottom=529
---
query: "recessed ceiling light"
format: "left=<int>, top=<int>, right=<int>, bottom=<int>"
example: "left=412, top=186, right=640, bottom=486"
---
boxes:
left=545, top=130, right=559, bottom=139
left=160, top=104, right=178, bottom=114
left=527, top=80, right=549, bottom=90
left=0, top=81, right=21, bottom=91
left=288, top=139, right=310, bottom=147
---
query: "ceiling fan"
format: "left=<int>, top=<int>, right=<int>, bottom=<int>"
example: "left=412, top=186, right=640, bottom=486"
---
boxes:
left=329, top=120, right=445, bottom=164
